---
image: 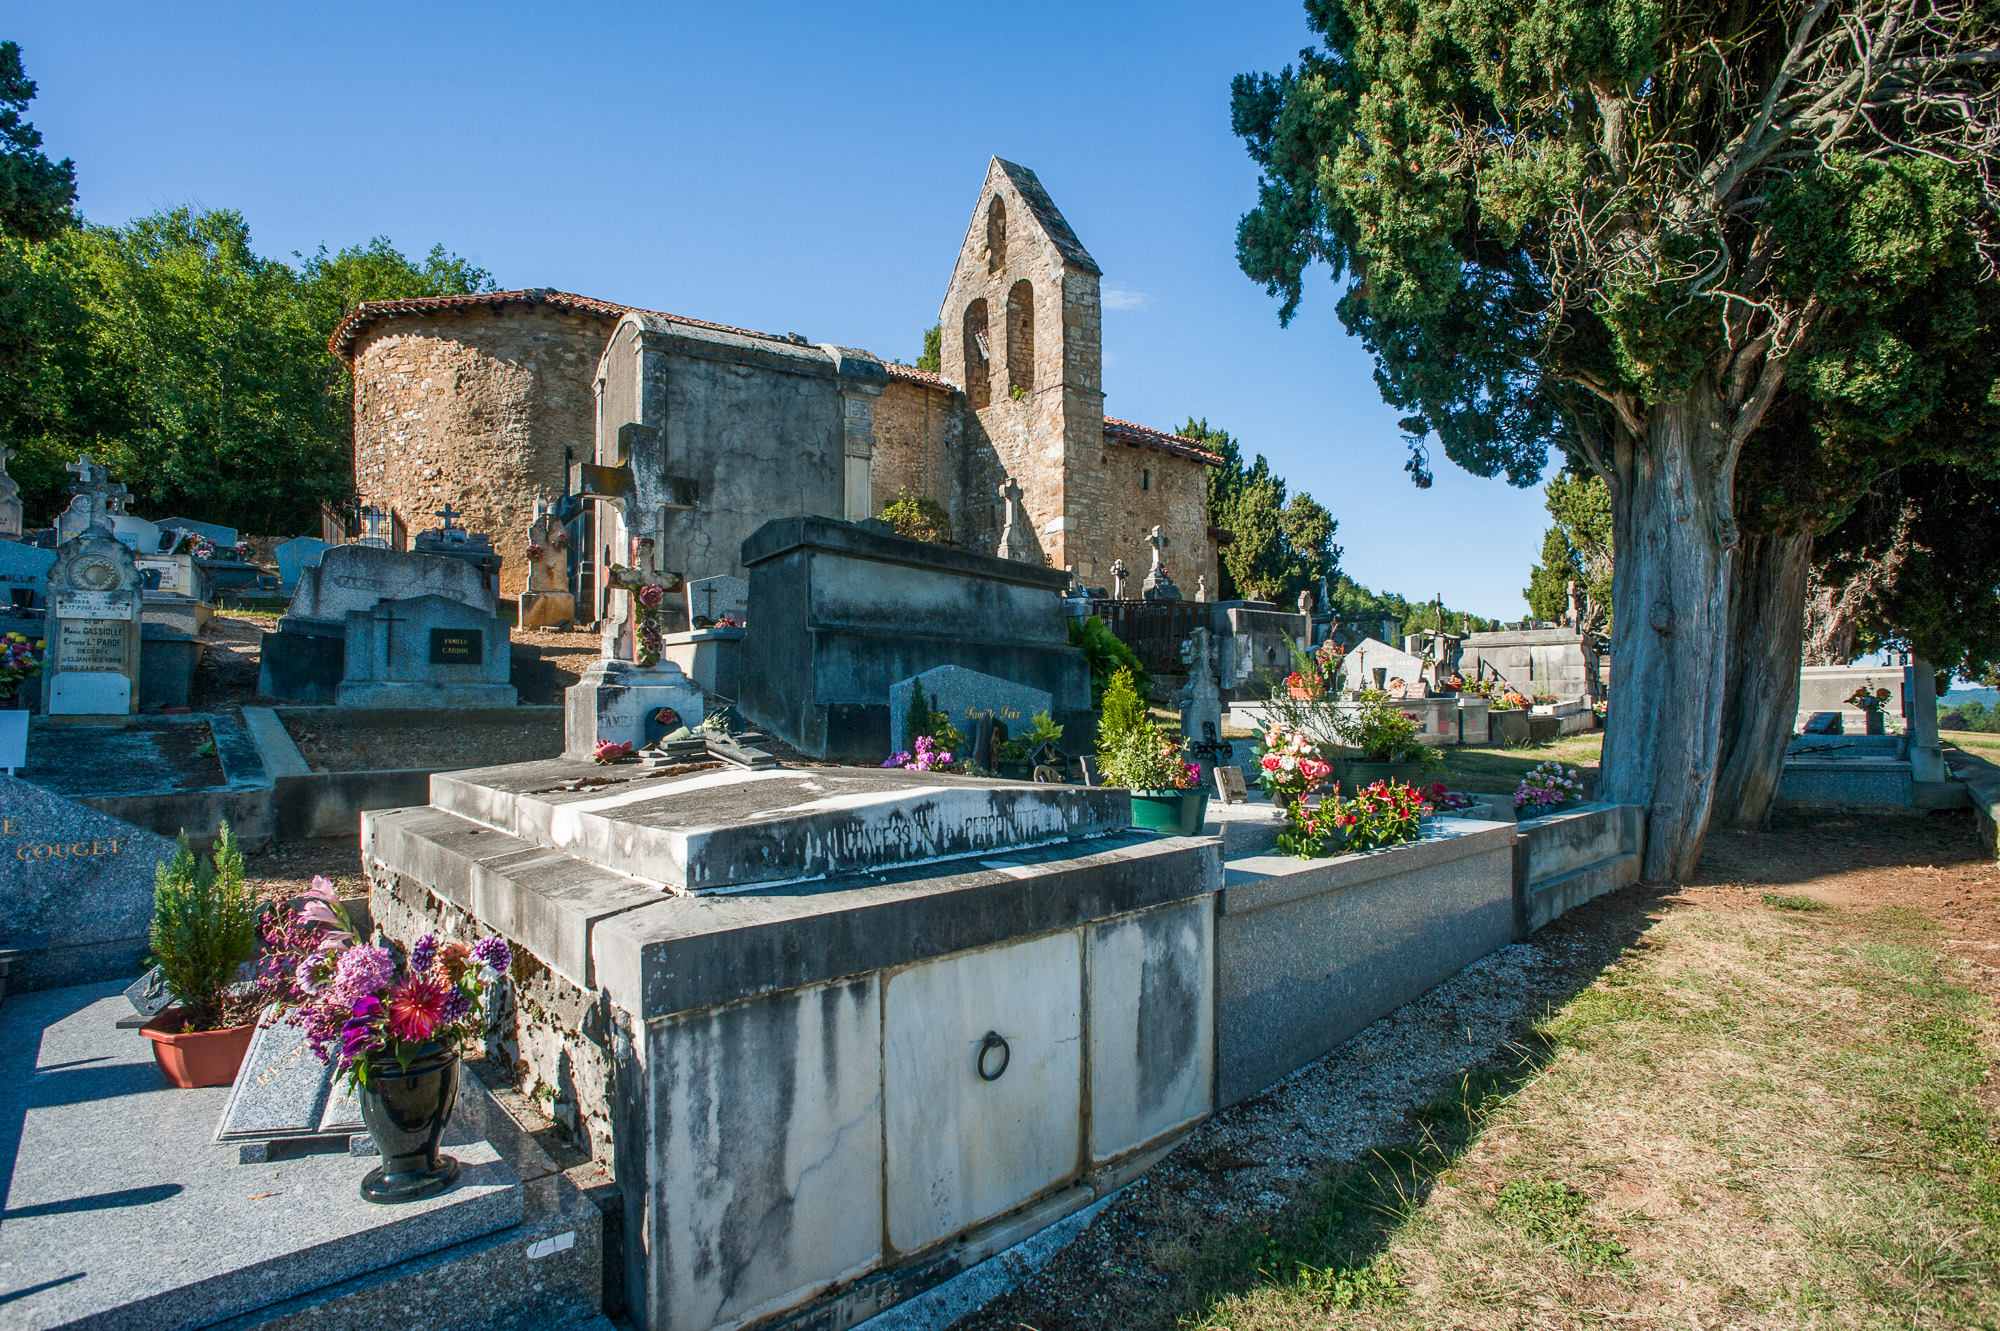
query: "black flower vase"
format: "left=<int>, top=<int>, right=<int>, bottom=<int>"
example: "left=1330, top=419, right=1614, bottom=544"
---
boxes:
left=358, top=1043, right=461, bottom=1203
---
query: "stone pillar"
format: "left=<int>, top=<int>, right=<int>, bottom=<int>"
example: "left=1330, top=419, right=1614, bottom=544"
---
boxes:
left=1908, top=657, right=1947, bottom=782
left=838, top=387, right=879, bottom=524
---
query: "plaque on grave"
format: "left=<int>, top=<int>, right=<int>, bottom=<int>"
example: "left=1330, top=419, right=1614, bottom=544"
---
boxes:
left=430, top=627, right=484, bottom=665
left=214, top=1014, right=335, bottom=1142
left=1214, top=765, right=1248, bottom=804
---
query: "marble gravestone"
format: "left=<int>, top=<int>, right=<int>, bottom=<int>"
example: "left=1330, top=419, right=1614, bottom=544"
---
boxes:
left=274, top=536, right=332, bottom=594
left=685, top=574, right=748, bottom=628
left=0, top=774, right=176, bottom=990
left=889, top=664, right=1054, bottom=755
left=42, top=524, right=143, bottom=716
left=338, top=593, right=517, bottom=709
left=517, top=507, right=575, bottom=631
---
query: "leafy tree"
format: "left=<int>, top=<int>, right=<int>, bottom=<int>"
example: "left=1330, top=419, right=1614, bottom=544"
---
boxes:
left=2, top=212, right=489, bottom=532
left=917, top=323, right=941, bottom=373
left=0, top=43, right=74, bottom=241
left=1232, top=0, right=2000, bottom=878
left=1068, top=615, right=1150, bottom=703
left=1329, top=574, right=1500, bottom=637
left=1182, top=416, right=1340, bottom=604
left=1524, top=473, right=1612, bottom=633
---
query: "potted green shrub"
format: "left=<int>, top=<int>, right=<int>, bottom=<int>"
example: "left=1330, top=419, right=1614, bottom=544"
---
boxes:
left=1329, top=689, right=1440, bottom=791
left=1102, top=718, right=1207, bottom=834
left=139, top=823, right=262, bottom=1088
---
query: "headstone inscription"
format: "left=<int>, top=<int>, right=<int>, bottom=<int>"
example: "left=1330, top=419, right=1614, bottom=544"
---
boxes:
left=889, top=665, right=1055, bottom=755
left=0, top=773, right=176, bottom=990
left=337, top=593, right=518, bottom=708
left=213, top=1015, right=362, bottom=1153
left=42, top=524, right=142, bottom=715
left=274, top=537, right=333, bottom=594
left=1213, top=765, right=1249, bottom=803
left=518, top=504, right=576, bottom=631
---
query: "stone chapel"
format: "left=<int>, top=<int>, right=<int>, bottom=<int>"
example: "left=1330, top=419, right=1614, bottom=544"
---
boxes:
left=331, top=158, right=1223, bottom=618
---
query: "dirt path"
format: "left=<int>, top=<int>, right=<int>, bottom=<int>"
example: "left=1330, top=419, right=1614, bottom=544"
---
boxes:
left=957, top=809, right=1999, bottom=1331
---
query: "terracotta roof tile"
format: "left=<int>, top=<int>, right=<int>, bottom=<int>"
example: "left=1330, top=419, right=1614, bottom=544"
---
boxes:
left=328, top=287, right=788, bottom=362
left=882, top=362, right=956, bottom=389
left=1102, top=416, right=1225, bottom=467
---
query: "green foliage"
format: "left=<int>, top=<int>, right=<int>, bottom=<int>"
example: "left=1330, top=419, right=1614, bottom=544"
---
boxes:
left=1068, top=615, right=1149, bottom=703
left=1338, top=689, right=1436, bottom=765
left=1182, top=416, right=1339, bottom=604
left=878, top=486, right=952, bottom=543
left=0, top=43, right=74, bottom=242
left=148, top=823, right=258, bottom=1032
left=1327, top=574, right=1500, bottom=636
left=998, top=710, right=1066, bottom=762
left=1100, top=718, right=1195, bottom=791
left=1524, top=472, right=1613, bottom=631
left=917, top=323, right=941, bottom=373
left=0, top=209, right=491, bottom=532
left=1096, top=666, right=1148, bottom=755
left=1493, top=1178, right=1629, bottom=1269
left=901, top=679, right=965, bottom=753
left=1940, top=700, right=2000, bottom=733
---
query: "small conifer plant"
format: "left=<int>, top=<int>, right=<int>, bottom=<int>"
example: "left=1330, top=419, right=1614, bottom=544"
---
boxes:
left=149, top=822, right=260, bottom=1031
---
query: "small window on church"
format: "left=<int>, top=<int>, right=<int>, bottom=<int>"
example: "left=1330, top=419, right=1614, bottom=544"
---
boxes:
left=986, top=196, right=1007, bottom=273
left=963, top=299, right=991, bottom=409
left=1006, top=280, right=1034, bottom=398
left=1143, top=469, right=1151, bottom=491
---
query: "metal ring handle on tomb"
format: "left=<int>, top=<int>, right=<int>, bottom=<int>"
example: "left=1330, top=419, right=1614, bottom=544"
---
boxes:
left=976, top=1031, right=1010, bottom=1082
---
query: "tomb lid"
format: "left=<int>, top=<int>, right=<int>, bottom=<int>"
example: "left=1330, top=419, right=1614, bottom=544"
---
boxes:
left=430, top=761, right=1127, bottom=892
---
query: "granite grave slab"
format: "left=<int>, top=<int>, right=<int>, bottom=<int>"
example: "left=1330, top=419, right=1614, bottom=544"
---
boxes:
left=0, top=773, right=177, bottom=989
left=338, top=593, right=517, bottom=709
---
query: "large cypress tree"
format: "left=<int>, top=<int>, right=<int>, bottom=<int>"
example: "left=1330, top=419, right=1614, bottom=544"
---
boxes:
left=1232, top=0, right=2000, bottom=878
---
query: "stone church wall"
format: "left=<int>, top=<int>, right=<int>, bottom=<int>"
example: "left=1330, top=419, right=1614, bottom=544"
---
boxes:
left=352, top=305, right=613, bottom=579
left=1073, top=443, right=1217, bottom=596
left=869, top=379, right=956, bottom=521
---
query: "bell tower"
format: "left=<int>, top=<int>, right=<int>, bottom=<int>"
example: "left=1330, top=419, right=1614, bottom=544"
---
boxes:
left=939, top=158, right=1103, bottom=572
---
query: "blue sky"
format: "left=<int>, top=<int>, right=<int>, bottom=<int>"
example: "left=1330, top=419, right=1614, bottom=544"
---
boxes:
left=9, top=1, right=1554, bottom=617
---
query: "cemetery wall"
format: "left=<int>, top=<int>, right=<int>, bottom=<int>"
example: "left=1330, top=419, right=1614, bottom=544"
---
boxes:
left=1514, top=802, right=1645, bottom=934
left=350, top=303, right=615, bottom=572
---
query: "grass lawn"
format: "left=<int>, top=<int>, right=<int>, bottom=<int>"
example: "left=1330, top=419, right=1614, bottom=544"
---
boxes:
left=1176, top=896, right=1999, bottom=1330
left=1436, top=732, right=1603, bottom=797
left=1946, top=731, right=2000, bottom=757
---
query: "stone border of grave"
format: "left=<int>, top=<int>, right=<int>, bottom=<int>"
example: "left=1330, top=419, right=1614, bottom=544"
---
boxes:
left=65, top=710, right=276, bottom=851
left=1942, top=744, right=2000, bottom=859
left=245, top=706, right=565, bottom=841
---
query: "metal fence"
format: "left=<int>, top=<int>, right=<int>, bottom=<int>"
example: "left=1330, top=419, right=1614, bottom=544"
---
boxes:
left=1083, top=598, right=1205, bottom=676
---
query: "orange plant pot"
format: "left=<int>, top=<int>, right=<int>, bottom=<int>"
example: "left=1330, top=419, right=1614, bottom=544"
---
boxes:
left=1287, top=687, right=1321, bottom=700
left=141, top=1010, right=257, bottom=1088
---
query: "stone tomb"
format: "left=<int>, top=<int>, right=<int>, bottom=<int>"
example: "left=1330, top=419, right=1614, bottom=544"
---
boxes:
left=337, top=593, right=518, bottom=709
left=363, top=758, right=1218, bottom=1331
left=42, top=524, right=143, bottom=715
left=260, top=544, right=500, bottom=703
left=740, top=516, right=1092, bottom=761
left=0, top=773, right=176, bottom=989
left=889, top=664, right=1053, bottom=755
left=655, top=574, right=750, bottom=701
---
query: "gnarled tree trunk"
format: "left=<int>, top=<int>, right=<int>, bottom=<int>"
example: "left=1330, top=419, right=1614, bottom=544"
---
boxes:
left=1599, top=387, right=1740, bottom=883
left=1713, top=529, right=1814, bottom=829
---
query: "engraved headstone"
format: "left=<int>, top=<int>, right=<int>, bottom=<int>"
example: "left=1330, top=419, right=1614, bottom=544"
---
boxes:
left=0, top=539, right=54, bottom=611
left=1141, top=525, right=1181, bottom=601
left=889, top=664, right=1054, bottom=755
left=337, top=593, right=517, bottom=708
left=41, top=523, right=142, bottom=715
left=518, top=503, right=575, bottom=631
left=0, top=774, right=177, bottom=990
left=685, top=574, right=748, bottom=628
left=1213, top=765, right=1248, bottom=803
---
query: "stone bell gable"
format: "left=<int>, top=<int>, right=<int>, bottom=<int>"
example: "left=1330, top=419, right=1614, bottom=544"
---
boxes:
left=938, top=158, right=1107, bottom=574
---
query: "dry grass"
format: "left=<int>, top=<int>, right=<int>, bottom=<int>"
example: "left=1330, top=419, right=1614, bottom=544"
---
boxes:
left=1177, top=899, right=1999, bottom=1330
left=1437, top=733, right=1603, bottom=796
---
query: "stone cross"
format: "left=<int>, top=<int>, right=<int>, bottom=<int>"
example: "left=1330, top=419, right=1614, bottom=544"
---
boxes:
left=1566, top=580, right=1580, bottom=629
left=433, top=503, right=463, bottom=532
left=1109, top=559, right=1129, bottom=599
left=1146, top=526, right=1169, bottom=575
left=602, top=531, right=684, bottom=666
left=65, top=455, right=107, bottom=488
left=1298, top=588, right=1315, bottom=617
left=996, top=477, right=1038, bottom=563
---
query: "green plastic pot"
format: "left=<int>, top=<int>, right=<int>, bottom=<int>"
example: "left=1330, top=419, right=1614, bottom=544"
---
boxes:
left=1129, top=790, right=1210, bottom=836
left=1329, top=761, right=1429, bottom=795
